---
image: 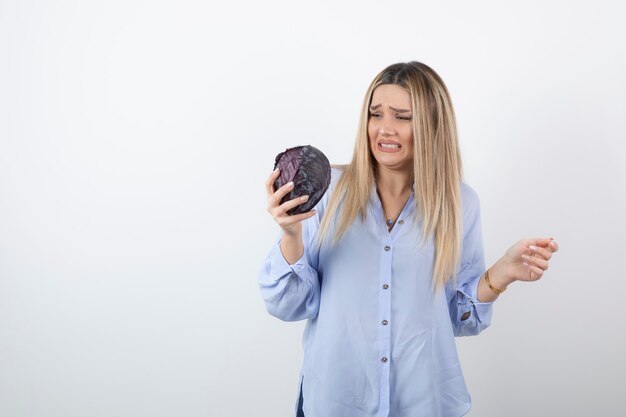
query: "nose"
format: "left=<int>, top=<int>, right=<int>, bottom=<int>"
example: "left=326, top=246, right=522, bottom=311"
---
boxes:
left=379, top=119, right=395, bottom=136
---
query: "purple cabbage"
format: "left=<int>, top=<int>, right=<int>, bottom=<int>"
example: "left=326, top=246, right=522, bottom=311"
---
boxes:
left=273, top=145, right=331, bottom=215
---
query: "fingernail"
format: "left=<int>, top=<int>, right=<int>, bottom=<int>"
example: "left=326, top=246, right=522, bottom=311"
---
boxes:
left=287, top=181, right=294, bottom=188
left=529, top=245, right=539, bottom=251
left=523, top=261, right=529, bottom=266
left=301, top=195, right=309, bottom=201
left=521, top=254, right=530, bottom=260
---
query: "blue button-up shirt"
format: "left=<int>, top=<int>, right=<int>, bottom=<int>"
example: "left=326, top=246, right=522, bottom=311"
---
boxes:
left=259, top=168, right=494, bottom=417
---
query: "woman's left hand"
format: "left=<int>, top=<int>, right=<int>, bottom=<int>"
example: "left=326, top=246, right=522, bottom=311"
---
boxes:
left=501, top=238, right=560, bottom=283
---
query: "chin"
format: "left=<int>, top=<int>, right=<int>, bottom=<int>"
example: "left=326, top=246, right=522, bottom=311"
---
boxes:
left=376, top=160, right=411, bottom=171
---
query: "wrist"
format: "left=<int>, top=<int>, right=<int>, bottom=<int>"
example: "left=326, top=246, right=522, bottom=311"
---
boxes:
left=279, top=230, right=304, bottom=265
left=489, top=259, right=515, bottom=289
left=281, top=224, right=302, bottom=238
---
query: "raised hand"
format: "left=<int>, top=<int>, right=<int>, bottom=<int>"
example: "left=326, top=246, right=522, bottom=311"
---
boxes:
left=265, top=168, right=317, bottom=237
left=503, top=238, right=560, bottom=282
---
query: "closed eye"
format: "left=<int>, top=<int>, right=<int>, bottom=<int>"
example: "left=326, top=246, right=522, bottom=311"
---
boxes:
left=369, top=113, right=411, bottom=121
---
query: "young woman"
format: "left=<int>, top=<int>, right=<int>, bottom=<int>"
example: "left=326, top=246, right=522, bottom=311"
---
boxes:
left=259, top=61, right=559, bottom=417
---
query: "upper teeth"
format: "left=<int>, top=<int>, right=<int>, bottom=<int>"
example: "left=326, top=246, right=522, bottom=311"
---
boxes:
left=381, top=143, right=399, bottom=149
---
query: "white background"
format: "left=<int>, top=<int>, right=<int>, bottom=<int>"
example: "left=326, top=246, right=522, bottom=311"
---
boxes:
left=1, top=1, right=625, bottom=416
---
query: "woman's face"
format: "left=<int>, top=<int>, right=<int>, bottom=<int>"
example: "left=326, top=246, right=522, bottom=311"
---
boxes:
left=367, top=84, right=414, bottom=173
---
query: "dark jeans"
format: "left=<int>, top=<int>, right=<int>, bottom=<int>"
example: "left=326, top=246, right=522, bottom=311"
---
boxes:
left=296, top=380, right=305, bottom=417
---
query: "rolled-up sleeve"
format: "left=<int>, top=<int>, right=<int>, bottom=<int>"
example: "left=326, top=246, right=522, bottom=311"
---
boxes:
left=258, top=168, right=342, bottom=322
left=259, top=168, right=342, bottom=321
left=448, top=184, right=494, bottom=337
left=258, top=236, right=321, bottom=322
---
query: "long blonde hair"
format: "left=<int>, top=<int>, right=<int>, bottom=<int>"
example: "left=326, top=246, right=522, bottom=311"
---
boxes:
left=317, top=62, right=464, bottom=292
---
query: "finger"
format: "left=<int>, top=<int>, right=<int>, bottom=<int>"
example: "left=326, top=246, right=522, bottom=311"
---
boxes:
left=527, top=244, right=552, bottom=261
left=265, top=168, right=281, bottom=197
left=277, top=194, right=310, bottom=215
left=522, top=253, right=549, bottom=270
left=534, top=238, right=559, bottom=254
left=525, top=237, right=553, bottom=248
left=277, top=209, right=317, bottom=226
left=523, top=262, right=544, bottom=281
left=549, top=239, right=559, bottom=252
left=290, top=209, right=318, bottom=223
left=268, top=180, right=296, bottom=208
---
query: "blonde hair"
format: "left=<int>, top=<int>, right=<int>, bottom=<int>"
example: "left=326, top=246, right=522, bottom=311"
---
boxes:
left=316, top=62, right=464, bottom=292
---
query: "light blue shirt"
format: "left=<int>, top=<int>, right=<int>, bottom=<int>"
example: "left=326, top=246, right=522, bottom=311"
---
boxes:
left=259, top=167, right=494, bottom=417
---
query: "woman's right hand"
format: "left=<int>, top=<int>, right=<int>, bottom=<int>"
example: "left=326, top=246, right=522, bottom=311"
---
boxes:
left=265, top=168, right=317, bottom=237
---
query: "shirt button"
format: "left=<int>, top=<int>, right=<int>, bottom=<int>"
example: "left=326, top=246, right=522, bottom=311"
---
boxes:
left=398, top=219, right=404, bottom=224
left=381, top=320, right=388, bottom=325
left=382, top=283, right=389, bottom=289
left=384, top=245, right=391, bottom=251
left=381, top=356, right=388, bottom=363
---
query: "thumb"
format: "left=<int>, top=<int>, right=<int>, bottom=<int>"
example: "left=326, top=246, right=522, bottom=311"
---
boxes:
left=530, top=237, right=554, bottom=248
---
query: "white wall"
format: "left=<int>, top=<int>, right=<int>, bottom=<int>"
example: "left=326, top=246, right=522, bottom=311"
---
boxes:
left=1, top=1, right=624, bottom=416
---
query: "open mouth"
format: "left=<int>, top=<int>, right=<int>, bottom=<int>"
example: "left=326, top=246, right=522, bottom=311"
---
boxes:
left=379, top=143, right=400, bottom=149
left=378, top=141, right=402, bottom=152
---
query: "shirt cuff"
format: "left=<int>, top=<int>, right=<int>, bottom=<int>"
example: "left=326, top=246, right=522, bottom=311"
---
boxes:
left=465, top=272, right=496, bottom=306
left=268, top=239, right=308, bottom=277
left=456, top=274, right=495, bottom=324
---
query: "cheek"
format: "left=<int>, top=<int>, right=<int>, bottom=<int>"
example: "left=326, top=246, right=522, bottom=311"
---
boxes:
left=402, top=126, right=413, bottom=143
left=367, top=120, right=376, bottom=137
left=367, top=122, right=377, bottom=143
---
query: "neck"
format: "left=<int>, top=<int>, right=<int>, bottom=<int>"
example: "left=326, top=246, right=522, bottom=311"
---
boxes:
left=375, top=166, right=413, bottom=198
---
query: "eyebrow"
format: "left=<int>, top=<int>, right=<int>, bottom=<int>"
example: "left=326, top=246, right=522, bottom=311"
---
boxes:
left=369, top=104, right=411, bottom=113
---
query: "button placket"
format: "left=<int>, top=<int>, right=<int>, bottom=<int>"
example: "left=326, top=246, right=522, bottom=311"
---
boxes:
left=377, top=238, right=393, bottom=415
